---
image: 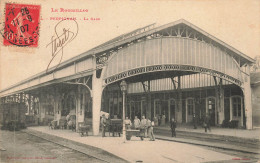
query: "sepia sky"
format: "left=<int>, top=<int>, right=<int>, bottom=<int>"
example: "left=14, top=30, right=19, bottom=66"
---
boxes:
left=0, top=0, right=260, bottom=90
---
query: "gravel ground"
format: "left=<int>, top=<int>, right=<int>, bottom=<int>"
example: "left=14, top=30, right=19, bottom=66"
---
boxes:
left=0, top=130, right=118, bottom=163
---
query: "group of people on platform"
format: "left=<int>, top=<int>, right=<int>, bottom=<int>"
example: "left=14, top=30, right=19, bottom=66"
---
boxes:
left=153, top=114, right=166, bottom=127
left=131, top=115, right=155, bottom=141
left=101, top=114, right=155, bottom=141
left=66, top=114, right=76, bottom=130
left=124, top=115, right=156, bottom=141
left=100, top=112, right=212, bottom=139
left=193, top=113, right=211, bottom=133
left=170, top=113, right=211, bottom=138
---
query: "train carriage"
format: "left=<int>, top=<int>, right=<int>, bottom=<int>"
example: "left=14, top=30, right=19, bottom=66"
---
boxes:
left=0, top=103, right=27, bottom=131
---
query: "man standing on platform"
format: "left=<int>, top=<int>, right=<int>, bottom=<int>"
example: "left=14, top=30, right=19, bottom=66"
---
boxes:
left=193, top=113, right=197, bottom=129
left=125, top=116, right=132, bottom=129
left=161, top=114, right=166, bottom=126
left=140, top=115, right=147, bottom=137
left=134, top=116, right=140, bottom=129
left=66, top=114, right=70, bottom=129
left=147, top=118, right=155, bottom=141
left=101, top=114, right=107, bottom=137
left=154, top=116, right=158, bottom=126
left=170, top=118, right=177, bottom=137
left=204, top=114, right=211, bottom=133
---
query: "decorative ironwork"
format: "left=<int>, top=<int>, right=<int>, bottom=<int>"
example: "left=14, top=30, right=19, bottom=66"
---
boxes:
left=96, top=51, right=115, bottom=69
left=105, top=64, right=242, bottom=86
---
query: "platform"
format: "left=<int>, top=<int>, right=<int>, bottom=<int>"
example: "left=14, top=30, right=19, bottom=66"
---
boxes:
left=155, top=124, right=260, bottom=140
left=23, top=126, right=258, bottom=163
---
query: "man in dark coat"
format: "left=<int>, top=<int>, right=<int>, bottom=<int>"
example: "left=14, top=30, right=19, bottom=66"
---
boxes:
left=193, top=113, right=197, bottom=129
left=204, top=114, right=211, bottom=132
left=170, top=118, right=177, bottom=137
left=101, top=114, right=107, bottom=137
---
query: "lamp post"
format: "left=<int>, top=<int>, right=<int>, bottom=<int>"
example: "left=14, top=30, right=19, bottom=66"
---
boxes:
left=120, top=80, right=127, bottom=143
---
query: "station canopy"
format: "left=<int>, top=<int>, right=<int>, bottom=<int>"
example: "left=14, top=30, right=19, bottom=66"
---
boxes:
left=0, top=19, right=255, bottom=97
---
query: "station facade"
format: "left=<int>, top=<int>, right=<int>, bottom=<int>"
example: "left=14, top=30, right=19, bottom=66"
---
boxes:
left=0, top=19, right=256, bottom=135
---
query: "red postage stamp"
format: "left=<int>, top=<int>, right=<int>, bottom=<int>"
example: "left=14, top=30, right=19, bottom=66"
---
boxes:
left=3, top=3, right=40, bottom=47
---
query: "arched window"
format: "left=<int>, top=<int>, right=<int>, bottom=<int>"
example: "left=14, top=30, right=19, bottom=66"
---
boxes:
left=186, top=98, right=195, bottom=123
left=154, top=99, right=161, bottom=117
left=169, top=99, right=177, bottom=120
left=187, top=98, right=194, bottom=115
left=232, top=96, right=242, bottom=117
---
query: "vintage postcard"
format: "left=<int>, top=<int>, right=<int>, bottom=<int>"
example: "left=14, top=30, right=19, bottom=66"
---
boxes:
left=0, top=0, right=259, bottom=162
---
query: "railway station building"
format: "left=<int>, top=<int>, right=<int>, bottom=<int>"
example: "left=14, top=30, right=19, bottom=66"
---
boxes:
left=0, top=19, right=258, bottom=135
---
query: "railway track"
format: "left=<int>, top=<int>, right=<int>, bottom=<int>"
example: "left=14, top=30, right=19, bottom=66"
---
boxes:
left=23, top=130, right=128, bottom=163
left=22, top=129, right=259, bottom=162
left=154, top=130, right=260, bottom=161
left=156, top=137, right=259, bottom=159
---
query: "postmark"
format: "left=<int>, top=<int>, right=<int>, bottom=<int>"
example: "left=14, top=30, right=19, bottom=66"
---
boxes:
left=3, top=3, right=40, bottom=47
